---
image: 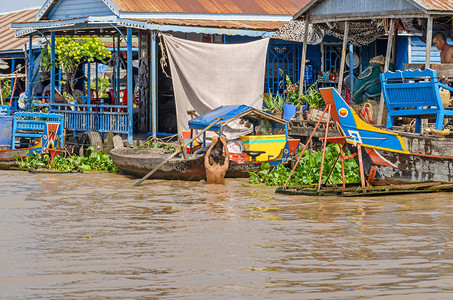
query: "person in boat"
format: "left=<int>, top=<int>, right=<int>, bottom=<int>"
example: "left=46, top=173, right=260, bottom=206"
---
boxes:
left=205, top=135, right=229, bottom=184
left=433, top=32, right=453, bottom=63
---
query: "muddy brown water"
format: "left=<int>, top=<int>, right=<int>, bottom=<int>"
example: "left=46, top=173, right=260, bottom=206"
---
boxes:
left=1, top=170, right=453, bottom=299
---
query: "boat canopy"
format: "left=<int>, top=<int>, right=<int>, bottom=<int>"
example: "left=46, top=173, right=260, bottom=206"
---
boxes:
left=188, top=105, right=287, bottom=131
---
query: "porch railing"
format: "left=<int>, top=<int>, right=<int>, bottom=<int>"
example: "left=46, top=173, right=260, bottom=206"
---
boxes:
left=38, top=103, right=130, bottom=135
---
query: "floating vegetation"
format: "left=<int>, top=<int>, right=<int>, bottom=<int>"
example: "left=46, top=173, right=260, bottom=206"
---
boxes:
left=249, top=143, right=361, bottom=186
left=14, top=147, right=117, bottom=173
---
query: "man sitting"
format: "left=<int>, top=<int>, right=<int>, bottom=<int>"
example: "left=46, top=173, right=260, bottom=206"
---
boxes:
left=205, top=135, right=229, bottom=184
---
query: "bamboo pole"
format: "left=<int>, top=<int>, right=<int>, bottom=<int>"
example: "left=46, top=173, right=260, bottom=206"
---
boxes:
left=133, top=117, right=224, bottom=186
left=425, top=16, right=433, bottom=69
left=298, top=15, right=310, bottom=96
left=337, top=21, right=349, bottom=93
left=377, top=18, right=395, bottom=126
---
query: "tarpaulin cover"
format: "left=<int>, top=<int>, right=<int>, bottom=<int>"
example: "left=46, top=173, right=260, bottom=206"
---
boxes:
left=188, top=105, right=252, bottom=131
left=162, top=34, right=269, bottom=138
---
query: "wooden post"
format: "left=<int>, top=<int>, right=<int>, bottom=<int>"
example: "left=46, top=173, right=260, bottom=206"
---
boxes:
left=377, top=18, right=395, bottom=126
left=425, top=16, right=433, bottom=69
left=392, top=28, right=399, bottom=65
left=298, top=16, right=309, bottom=96
left=127, top=27, right=133, bottom=145
left=138, top=30, right=150, bottom=133
left=337, top=21, right=349, bottom=93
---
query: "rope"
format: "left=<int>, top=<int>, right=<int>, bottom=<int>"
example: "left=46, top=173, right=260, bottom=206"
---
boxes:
left=158, top=33, right=171, bottom=79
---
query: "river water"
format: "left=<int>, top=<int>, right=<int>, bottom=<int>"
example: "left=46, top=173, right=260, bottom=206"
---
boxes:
left=1, top=170, right=453, bottom=299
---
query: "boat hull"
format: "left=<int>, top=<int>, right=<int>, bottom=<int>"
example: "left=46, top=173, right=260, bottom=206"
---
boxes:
left=110, top=148, right=206, bottom=181
left=110, top=147, right=287, bottom=181
left=351, top=141, right=453, bottom=183
left=0, top=149, right=32, bottom=170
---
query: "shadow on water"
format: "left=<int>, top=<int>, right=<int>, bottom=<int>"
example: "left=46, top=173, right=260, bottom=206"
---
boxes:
left=1, top=170, right=453, bottom=298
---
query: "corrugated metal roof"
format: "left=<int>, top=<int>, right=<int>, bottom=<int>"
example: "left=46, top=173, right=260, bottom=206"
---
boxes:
left=0, top=8, right=39, bottom=52
left=145, top=19, right=287, bottom=31
left=413, top=0, right=453, bottom=11
left=111, top=0, right=305, bottom=15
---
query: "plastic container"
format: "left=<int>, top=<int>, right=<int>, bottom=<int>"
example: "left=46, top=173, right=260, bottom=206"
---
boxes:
left=0, top=116, right=12, bottom=148
left=283, top=103, right=297, bottom=121
left=239, top=134, right=287, bottom=161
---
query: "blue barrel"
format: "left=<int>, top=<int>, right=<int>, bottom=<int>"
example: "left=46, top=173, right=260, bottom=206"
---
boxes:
left=0, top=116, right=13, bottom=148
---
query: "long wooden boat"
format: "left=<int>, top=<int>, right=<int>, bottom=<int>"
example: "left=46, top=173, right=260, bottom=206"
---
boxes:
left=110, top=147, right=206, bottom=180
left=320, top=87, right=453, bottom=183
left=110, top=147, right=291, bottom=180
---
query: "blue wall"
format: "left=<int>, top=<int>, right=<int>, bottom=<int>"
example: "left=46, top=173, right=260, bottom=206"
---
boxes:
left=48, top=0, right=112, bottom=20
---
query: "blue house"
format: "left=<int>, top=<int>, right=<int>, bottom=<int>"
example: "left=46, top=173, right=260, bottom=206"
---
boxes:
left=12, top=0, right=323, bottom=145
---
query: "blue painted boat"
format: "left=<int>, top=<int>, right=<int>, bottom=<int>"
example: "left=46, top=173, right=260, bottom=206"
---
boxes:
left=320, top=87, right=453, bottom=183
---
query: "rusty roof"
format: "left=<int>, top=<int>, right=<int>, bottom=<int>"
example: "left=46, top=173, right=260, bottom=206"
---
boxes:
left=0, top=8, right=39, bottom=52
left=145, top=19, right=287, bottom=31
left=111, top=0, right=305, bottom=15
left=413, top=0, right=453, bottom=11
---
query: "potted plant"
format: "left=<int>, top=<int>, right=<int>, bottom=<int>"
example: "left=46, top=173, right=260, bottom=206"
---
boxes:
left=262, top=91, right=285, bottom=118
left=283, top=75, right=300, bottom=120
left=299, top=83, right=325, bottom=121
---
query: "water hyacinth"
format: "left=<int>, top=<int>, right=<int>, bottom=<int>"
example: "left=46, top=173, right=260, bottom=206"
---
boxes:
left=249, top=143, right=361, bottom=186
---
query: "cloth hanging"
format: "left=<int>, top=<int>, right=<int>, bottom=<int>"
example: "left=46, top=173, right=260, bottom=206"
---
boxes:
left=162, top=34, right=269, bottom=138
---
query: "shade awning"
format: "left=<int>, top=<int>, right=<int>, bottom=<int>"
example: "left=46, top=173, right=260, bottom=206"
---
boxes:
left=188, top=105, right=286, bottom=131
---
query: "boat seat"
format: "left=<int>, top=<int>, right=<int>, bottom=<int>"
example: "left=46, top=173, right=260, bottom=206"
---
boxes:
left=243, top=150, right=266, bottom=161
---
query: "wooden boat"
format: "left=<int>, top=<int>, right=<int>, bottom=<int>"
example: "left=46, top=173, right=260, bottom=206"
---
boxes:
left=110, top=147, right=206, bottom=180
left=110, top=146, right=292, bottom=180
left=112, top=105, right=300, bottom=181
left=276, top=181, right=453, bottom=197
left=319, top=87, right=453, bottom=183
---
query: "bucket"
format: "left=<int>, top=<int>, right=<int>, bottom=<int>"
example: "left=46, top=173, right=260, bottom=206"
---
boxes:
left=0, top=116, right=13, bottom=148
left=283, top=103, right=297, bottom=121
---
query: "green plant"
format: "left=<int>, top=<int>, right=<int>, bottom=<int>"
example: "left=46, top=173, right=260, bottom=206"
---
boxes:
left=249, top=143, right=360, bottom=186
left=300, top=83, right=324, bottom=109
left=0, top=79, right=10, bottom=101
left=284, top=75, right=300, bottom=105
left=39, top=47, right=53, bottom=72
left=262, top=92, right=285, bottom=114
left=133, top=139, right=177, bottom=151
left=90, top=77, right=110, bottom=98
left=14, top=147, right=117, bottom=173
left=54, top=36, right=111, bottom=74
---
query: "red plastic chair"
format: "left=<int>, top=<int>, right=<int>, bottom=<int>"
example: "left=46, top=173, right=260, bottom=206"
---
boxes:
left=119, top=89, right=127, bottom=112
left=42, top=90, right=51, bottom=103
left=90, top=89, right=100, bottom=104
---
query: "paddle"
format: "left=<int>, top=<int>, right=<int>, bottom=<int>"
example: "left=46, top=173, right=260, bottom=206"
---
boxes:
left=133, top=117, right=224, bottom=187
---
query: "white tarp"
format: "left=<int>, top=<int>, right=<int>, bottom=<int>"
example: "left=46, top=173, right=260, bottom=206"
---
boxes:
left=162, top=34, right=269, bottom=137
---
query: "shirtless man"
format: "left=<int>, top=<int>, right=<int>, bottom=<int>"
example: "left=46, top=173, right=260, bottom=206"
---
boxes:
left=205, top=135, right=229, bottom=184
left=433, top=32, right=453, bottom=63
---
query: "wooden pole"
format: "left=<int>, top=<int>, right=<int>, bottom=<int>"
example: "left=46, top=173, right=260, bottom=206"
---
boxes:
left=133, top=117, right=224, bottom=186
left=425, top=16, right=433, bottom=69
left=298, top=16, right=310, bottom=97
left=317, top=105, right=331, bottom=192
left=177, top=133, right=188, bottom=160
left=377, top=18, right=395, bottom=126
left=337, top=21, right=349, bottom=93
left=283, top=105, right=330, bottom=188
